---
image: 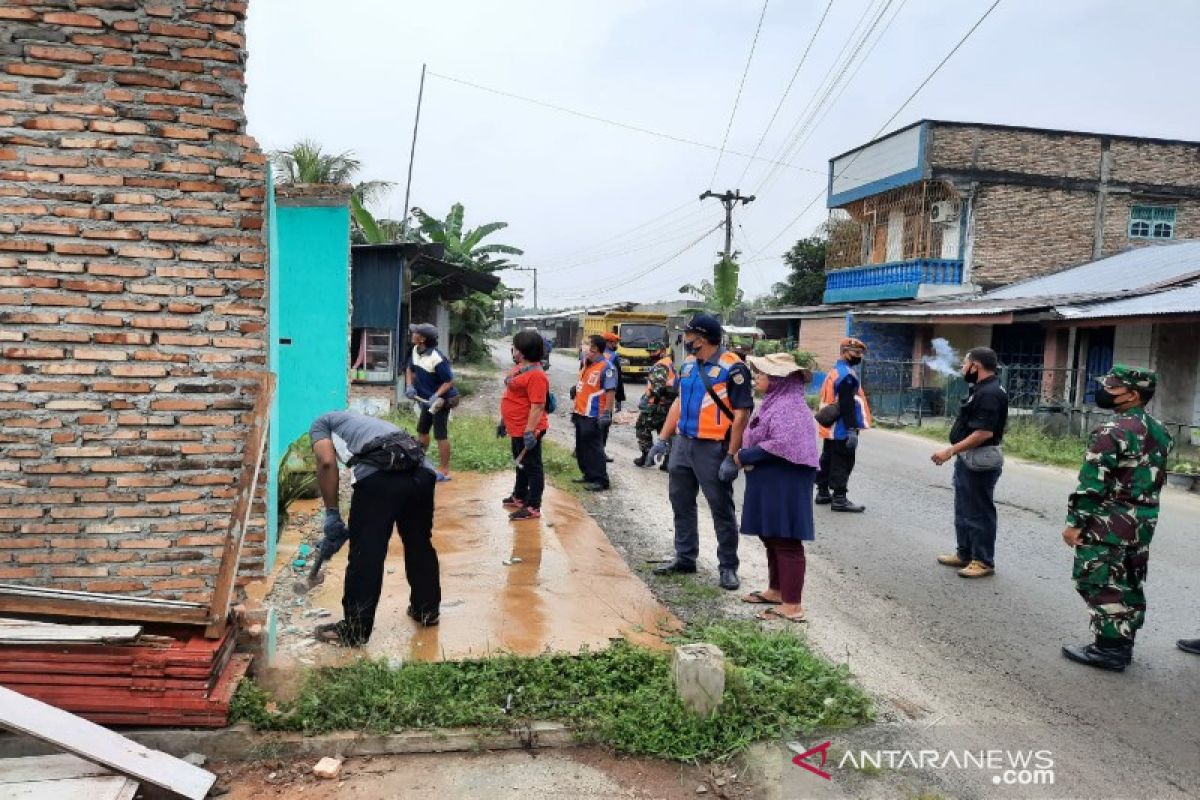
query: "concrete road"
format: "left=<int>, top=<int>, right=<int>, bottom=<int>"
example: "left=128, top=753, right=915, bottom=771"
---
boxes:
left=500, top=341, right=1200, bottom=797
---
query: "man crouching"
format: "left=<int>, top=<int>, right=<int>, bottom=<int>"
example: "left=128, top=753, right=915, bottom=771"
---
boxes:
left=310, top=410, right=441, bottom=647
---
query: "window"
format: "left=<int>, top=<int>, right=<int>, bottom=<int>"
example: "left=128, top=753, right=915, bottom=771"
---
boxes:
left=1128, top=205, right=1176, bottom=239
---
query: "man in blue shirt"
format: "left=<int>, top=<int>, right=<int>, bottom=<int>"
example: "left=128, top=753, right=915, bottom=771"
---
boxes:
left=405, top=323, right=458, bottom=481
left=644, top=315, right=754, bottom=590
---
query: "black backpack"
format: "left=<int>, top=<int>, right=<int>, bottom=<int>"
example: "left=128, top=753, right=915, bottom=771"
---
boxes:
left=346, top=430, right=425, bottom=473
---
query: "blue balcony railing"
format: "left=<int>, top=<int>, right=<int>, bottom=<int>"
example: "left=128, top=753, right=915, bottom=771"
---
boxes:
left=823, top=258, right=963, bottom=303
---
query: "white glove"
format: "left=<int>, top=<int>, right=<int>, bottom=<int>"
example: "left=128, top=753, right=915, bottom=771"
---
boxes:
left=428, top=396, right=445, bottom=414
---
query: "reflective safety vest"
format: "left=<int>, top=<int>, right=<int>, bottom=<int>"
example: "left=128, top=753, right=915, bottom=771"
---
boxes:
left=818, top=361, right=873, bottom=440
left=676, top=350, right=746, bottom=440
left=574, top=359, right=613, bottom=417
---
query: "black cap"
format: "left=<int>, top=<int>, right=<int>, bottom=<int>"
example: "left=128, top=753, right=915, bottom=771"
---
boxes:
left=684, top=313, right=722, bottom=341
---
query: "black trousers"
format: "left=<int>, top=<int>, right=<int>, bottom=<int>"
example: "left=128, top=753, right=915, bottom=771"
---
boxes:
left=342, top=468, right=439, bottom=641
left=510, top=432, right=545, bottom=508
left=572, top=413, right=608, bottom=486
left=815, top=438, right=856, bottom=496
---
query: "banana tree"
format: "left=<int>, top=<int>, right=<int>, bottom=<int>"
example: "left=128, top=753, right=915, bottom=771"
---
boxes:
left=410, top=203, right=523, bottom=272
left=679, top=254, right=744, bottom=320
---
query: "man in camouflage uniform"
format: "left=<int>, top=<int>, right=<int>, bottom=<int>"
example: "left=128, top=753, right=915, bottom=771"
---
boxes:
left=633, top=342, right=676, bottom=469
left=1061, top=365, right=1173, bottom=672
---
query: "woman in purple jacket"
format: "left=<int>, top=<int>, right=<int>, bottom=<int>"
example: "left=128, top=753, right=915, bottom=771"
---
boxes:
left=735, top=353, right=820, bottom=623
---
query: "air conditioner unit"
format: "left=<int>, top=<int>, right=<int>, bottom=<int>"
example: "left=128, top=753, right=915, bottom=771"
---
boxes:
left=930, top=201, right=958, bottom=224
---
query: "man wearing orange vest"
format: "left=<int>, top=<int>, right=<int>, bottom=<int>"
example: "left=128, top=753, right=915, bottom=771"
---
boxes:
left=570, top=334, right=618, bottom=491
left=816, top=337, right=872, bottom=512
left=645, top=314, right=754, bottom=590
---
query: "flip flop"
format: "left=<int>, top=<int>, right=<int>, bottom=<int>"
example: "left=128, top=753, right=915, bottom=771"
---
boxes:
left=741, top=590, right=781, bottom=605
left=755, top=607, right=806, bottom=623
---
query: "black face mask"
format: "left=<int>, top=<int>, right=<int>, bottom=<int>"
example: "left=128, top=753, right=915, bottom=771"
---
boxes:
left=964, top=368, right=980, bottom=385
left=845, top=355, right=862, bottom=366
left=1094, top=387, right=1119, bottom=409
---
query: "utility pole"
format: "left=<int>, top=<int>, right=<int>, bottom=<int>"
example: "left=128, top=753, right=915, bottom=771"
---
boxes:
left=700, top=189, right=755, bottom=258
left=400, top=63, right=427, bottom=237
left=509, top=266, right=538, bottom=312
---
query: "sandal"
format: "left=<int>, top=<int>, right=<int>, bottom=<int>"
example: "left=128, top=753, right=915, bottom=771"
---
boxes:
left=313, top=621, right=367, bottom=647
left=741, top=590, right=781, bottom=605
left=755, top=607, right=806, bottom=623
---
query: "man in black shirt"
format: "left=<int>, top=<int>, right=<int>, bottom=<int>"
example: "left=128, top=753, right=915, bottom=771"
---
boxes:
left=931, top=347, right=1008, bottom=578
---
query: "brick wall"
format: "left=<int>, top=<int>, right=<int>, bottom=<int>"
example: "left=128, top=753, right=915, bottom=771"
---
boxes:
left=968, top=185, right=1097, bottom=287
left=1099, top=193, right=1200, bottom=258
left=796, top=315, right=846, bottom=374
left=0, top=0, right=267, bottom=601
left=929, top=125, right=1101, bottom=181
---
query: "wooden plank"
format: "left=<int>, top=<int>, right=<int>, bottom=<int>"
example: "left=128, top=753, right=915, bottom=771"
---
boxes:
left=1, top=775, right=137, bottom=800
left=0, top=685, right=215, bottom=800
left=0, top=753, right=112, bottom=784
left=0, top=586, right=208, bottom=627
left=205, top=372, right=274, bottom=638
left=0, top=620, right=142, bottom=644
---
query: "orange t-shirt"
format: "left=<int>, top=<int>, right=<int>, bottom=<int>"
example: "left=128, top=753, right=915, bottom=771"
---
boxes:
left=501, top=363, right=550, bottom=437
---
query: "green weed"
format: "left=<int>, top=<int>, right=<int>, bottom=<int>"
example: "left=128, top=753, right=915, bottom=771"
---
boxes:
left=231, top=621, right=873, bottom=763
left=901, top=418, right=1086, bottom=469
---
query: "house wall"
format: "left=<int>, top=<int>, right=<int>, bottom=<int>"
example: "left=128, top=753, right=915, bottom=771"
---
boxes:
left=0, top=1, right=267, bottom=598
left=1113, top=323, right=1155, bottom=368
left=931, top=323, right=993, bottom=359
left=796, top=315, right=847, bottom=374
left=927, top=123, right=1200, bottom=289
left=1151, top=322, right=1200, bottom=427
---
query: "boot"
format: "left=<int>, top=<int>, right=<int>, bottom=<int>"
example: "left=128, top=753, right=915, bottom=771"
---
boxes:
left=1062, top=638, right=1133, bottom=671
left=831, top=494, right=864, bottom=513
left=814, top=488, right=832, bottom=505
left=633, top=450, right=648, bottom=467
left=1175, top=638, right=1200, bottom=655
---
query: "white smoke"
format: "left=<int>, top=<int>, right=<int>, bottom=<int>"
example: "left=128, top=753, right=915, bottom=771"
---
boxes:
left=923, top=338, right=960, bottom=376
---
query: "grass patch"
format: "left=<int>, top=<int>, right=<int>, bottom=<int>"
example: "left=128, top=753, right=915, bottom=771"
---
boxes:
left=230, top=621, right=872, bottom=762
left=897, top=418, right=1087, bottom=469
left=381, top=406, right=579, bottom=491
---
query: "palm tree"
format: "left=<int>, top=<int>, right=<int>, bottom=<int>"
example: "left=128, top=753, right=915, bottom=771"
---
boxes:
left=272, top=139, right=393, bottom=206
left=410, top=203, right=523, bottom=272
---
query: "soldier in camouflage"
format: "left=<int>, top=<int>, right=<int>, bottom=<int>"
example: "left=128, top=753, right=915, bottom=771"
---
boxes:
left=1061, top=365, right=1173, bottom=672
left=633, top=342, right=677, bottom=469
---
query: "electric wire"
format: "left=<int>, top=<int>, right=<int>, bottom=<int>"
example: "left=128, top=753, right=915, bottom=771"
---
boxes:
left=425, top=70, right=823, bottom=176
left=709, top=0, right=771, bottom=186
left=749, top=0, right=1005, bottom=260
left=733, top=0, right=834, bottom=189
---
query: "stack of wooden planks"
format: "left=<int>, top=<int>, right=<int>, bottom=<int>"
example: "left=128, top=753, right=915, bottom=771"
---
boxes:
left=0, top=618, right=251, bottom=728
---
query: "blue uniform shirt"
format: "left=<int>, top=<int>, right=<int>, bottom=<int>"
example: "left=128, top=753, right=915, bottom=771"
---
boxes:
left=674, top=348, right=753, bottom=440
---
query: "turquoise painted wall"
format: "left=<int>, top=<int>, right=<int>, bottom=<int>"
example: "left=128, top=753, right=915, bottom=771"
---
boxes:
left=267, top=178, right=350, bottom=570
left=267, top=168, right=280, bottom=572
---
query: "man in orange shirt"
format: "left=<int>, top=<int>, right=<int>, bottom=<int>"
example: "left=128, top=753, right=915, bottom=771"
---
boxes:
left=571, top=334, right=618, bottom=491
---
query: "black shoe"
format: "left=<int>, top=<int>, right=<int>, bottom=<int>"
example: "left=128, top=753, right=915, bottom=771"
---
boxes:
left=653, top=558, right=697, bottom=575
left=633, top=454, right=647, bottom=467
left=1177, top=638, right=1200, bottom=655
left=406, top=605, right=440, bottom=627
left=571, top=477, right=589, bottom=484
left=584, top=481, right=610, bottom=492
left=814, top=491, right=832, bottom=505
left=659, top=461, right=668, bottom=472
left=831, top=496, right=865, bottom=512
left=719, top=568, right=740, bottom=591
left=1061, top=641, right=1131, bottom=671
left=605, top=456, right=614, bottom=463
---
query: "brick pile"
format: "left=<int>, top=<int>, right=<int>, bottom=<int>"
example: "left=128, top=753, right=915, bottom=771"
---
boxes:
left=0, top=0, right=268, bottom=601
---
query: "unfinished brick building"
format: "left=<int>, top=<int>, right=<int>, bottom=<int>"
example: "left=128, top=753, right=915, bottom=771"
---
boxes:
left=822, top=119, right=1200, bottom=301
left=0, top=0, right=269, bottom=604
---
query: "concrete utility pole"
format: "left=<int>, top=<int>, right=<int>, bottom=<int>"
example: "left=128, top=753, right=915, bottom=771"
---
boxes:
left=509, top=266, right=538, bottom=312
left=700, top=189, right=755, bottom=258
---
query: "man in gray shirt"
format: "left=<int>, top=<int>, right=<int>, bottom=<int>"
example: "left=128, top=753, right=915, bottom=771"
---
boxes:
left=309, top=411, right=440, bottom=646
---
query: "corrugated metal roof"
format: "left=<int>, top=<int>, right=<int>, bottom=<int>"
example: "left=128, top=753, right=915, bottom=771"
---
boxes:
left=1056, top=282, right=1200, bottom=319
left=988, top=241, right=1200, bottom=299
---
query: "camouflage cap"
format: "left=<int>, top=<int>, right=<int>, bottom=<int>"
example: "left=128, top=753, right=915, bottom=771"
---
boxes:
left=1099, top=364, right=1157, bottom=393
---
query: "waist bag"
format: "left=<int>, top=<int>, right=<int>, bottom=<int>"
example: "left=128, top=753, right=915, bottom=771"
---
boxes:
left=347, top=431, right=425, bottom=473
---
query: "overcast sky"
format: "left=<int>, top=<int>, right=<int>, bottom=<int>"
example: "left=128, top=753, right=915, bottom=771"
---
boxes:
left=245, top=0, right=1200, bottom=309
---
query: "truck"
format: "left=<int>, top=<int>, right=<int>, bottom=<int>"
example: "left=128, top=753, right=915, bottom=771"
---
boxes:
left=581, top=311, right=670, bottom=380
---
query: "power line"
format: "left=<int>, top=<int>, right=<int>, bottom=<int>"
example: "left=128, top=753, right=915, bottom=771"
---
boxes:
left=532, top=202, right=709, bottom=269
left=751, top=0, right=1005, bottom=258
left=544, top=217, right=723, bottom=275
left=709, top=0, right=771, bottom=185
left=553, top=222, right=724, bottom=301
left=426, top=70, right=823, bottom=176
left=733, top=0, right=834, bottom=188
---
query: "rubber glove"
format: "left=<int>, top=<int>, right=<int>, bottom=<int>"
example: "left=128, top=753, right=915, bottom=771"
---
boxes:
left=597, top=411, right=612, bottom=431
left=404, top=386, right=418, bottom=400
left=717, top=454, right=739, bottom=482
left=522, top=431, right=538, bottom=451
left=319, top=509, right=349, bottom=559
left=845, top=430, right=859, bottom=452
left=496, top=420, right=507, bottom=438
left=645, top=436, right=669, bottom=467
left=428, top=396, right=445, bottom=414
